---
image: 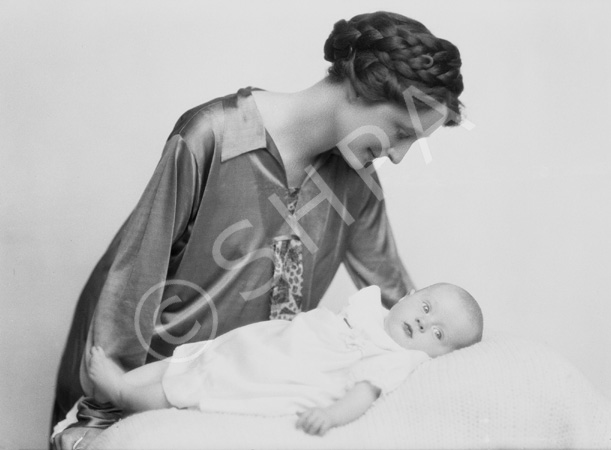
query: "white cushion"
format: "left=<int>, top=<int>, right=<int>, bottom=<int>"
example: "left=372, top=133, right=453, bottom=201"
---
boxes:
left=92, top=332, right=611, bottom=449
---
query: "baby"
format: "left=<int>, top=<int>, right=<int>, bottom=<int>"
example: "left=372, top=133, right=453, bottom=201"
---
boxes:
left=88, top=283, right=483, bottom=436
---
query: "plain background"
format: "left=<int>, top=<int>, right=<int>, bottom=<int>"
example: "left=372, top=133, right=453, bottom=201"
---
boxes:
left=1, top=0, right=610, bottom=448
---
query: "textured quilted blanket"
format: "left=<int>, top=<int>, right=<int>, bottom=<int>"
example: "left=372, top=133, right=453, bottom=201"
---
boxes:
left=91, top=332, right=611, bottom=449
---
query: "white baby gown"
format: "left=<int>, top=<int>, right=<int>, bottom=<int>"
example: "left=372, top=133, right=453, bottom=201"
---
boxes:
left=161, top=286, right=430, bottom=415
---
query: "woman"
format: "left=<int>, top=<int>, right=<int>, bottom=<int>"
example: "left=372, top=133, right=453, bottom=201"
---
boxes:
left=52, top=10, right=464, bottom=449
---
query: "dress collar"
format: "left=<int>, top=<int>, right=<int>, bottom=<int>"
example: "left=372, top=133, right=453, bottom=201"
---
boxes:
left=220, top=87, right=268, bottom=162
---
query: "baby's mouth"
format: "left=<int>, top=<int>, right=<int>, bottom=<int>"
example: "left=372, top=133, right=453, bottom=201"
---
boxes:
left=403, top=322, right=413, bottom=338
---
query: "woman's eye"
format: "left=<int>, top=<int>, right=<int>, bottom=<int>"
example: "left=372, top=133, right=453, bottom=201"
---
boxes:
left=396, top=131, right=409, bottom=140
left=422, top=303, right=430, bottom=313
left=434, top=329, right=443, bottom=340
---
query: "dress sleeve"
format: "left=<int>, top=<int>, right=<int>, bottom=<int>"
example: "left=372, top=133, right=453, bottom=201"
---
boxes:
left=347, top=350, right=430, bottom=395
left=82, top=134, right=202, bottom=384
left=343, top=170, right=415, bottom=307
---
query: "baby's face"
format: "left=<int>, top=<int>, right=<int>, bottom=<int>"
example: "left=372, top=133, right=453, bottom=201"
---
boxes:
left=384, top=285, right=478, bottom=357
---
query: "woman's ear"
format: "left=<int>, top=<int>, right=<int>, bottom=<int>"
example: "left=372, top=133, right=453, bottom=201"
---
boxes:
left=343, top=79, right=360, bottom=103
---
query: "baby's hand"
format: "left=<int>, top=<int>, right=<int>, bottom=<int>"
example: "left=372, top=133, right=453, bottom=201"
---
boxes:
left=296, top=407, right=335, bottom=436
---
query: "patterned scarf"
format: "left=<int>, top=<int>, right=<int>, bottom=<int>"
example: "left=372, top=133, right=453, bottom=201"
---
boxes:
left=269, top=187, right=304, bottom=320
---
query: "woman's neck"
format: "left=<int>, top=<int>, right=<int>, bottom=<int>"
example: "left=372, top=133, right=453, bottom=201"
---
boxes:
left=252, top=78, right=345, bottom=167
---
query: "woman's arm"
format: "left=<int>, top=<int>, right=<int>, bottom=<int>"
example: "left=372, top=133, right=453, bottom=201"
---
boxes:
left=295, top=381, right=381, bottom=436
left=343, top=169, right=415, bottom=309
left=80, top=135, right=201, bottom=393
left=53, top=133, right=204, bottom=450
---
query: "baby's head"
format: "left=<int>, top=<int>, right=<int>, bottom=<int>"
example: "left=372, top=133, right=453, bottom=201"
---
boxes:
left=384, top=283, right=483, bottom=357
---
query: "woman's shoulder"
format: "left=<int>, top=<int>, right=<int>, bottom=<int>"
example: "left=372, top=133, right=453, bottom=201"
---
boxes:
left=168, top=91, right=233, bottom=142
left=169, top=87, right=261, bottom=136
left=167, top=87, right=266, bottom=162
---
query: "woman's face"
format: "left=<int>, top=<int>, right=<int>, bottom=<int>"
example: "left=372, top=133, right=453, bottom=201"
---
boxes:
left=335, top=99, right=449, bottom=170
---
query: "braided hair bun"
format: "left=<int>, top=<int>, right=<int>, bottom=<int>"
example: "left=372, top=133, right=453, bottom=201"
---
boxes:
left=324, top=12, right=464, bottom=125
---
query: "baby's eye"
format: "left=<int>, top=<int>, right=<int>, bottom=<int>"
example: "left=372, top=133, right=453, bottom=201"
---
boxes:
left=433, top=328, right=443, bottom=340
left=422, top=303, right=430, bottom=313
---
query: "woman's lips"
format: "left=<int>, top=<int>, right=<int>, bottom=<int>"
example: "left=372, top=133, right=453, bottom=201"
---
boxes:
left=368, top=147, right=377, bottom=161
left=364, top=148, right=376, bottom=168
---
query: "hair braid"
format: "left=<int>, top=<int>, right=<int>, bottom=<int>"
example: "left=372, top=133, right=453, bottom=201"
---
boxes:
left=324, top=11, right=464, bottom=125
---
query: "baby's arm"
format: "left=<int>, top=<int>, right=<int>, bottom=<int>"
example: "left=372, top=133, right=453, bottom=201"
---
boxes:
left=295, top=381, right=381, bottom=436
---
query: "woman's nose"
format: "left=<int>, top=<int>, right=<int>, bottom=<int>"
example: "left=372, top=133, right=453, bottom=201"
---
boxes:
left=387, top=143, right=411, bottom=164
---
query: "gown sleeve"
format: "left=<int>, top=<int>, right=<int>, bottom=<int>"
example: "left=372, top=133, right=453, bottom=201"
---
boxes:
left=342, top=170, right=415, bottom=308
left=347, top=350, right=430, bottom=395
left=80, top=133, right=202, bottom=392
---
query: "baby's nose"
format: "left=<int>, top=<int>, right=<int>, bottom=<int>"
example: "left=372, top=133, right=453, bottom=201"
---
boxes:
left=416, top=317, right=426, bottom=332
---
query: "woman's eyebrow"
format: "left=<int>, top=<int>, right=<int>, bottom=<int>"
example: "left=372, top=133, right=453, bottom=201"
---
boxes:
left=397, top=121, right=415, bottom=132
left=400, top=123, right=429, bottom=139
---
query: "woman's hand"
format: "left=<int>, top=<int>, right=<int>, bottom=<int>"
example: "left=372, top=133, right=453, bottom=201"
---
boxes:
left=295, top=407, right=336, bottom=436
left=51, top=427, right=103, bottom=450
